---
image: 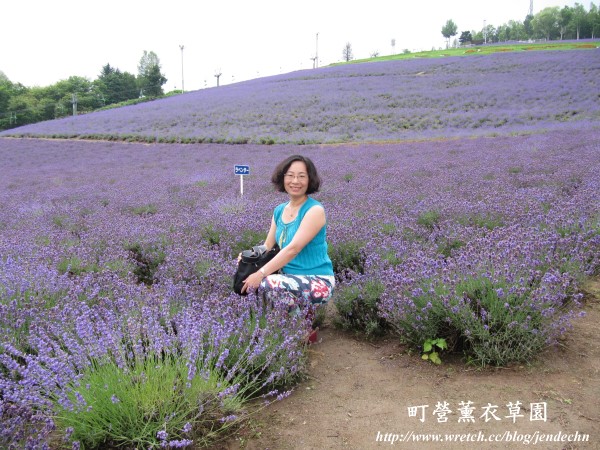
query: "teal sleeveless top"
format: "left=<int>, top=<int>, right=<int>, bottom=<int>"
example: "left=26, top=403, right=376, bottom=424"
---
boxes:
left=274, top=197, right=334, bottom=276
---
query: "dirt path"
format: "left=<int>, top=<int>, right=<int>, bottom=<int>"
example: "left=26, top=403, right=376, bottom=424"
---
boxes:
left=222, top=279, right=600, bottom=449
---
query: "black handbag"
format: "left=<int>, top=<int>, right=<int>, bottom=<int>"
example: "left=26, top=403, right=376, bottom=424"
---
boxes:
left=233, top=243, right=280, bottom=295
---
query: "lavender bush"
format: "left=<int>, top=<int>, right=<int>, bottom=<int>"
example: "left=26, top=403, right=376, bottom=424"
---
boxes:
left=1, top=49, right=600, bottom=447
left=1, top=264, right=307, bottom=448
left=1, top=49, right=598, bottom=144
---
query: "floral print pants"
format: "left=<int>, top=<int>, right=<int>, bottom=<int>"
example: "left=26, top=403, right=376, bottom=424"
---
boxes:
left=259, top=274, right=335, bottom=314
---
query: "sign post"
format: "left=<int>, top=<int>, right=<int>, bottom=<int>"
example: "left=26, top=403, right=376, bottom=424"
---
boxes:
left=234, top=165, right=250, bottom=196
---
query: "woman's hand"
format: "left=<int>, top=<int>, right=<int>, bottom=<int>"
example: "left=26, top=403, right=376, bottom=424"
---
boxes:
left=241, top=271, right=264, bottom=294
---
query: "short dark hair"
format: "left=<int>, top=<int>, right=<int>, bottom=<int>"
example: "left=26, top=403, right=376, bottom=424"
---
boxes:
left=271, top=155, right=321, bottom=194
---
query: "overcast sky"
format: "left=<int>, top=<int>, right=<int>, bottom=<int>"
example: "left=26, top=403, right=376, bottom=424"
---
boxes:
left=1, top=0, right=587, bottom=91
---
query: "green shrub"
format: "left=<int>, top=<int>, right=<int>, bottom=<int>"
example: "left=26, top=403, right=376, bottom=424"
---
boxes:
left=328, top=240, right=366, bottom=278
left=382, top=275, right=574, bottom=367
left=130, top=204, right=157, bottom=216
left=230, top=229, right=267, bottom=258
left=105, top=259, right=135, bottom=278
left=55, top=355, right=242, bottom=449
left=379, top=222, right=397, bottom=236
left=381, top=249, right=403, bottom=267
left=333, top=279, right=387, bottom=338
left=449, top=277, right=549, bottom=366
left=124, top=242, right=166, bottom=285
left=457, top=213, right=504, bottom=230
left=58, top=257, right=100, bottom=276
left=416, top=210, right=441, bottom=230
left=201, top=224, right=226, bottom=247
left=437, top=238, right=465, bottom=258
left=52, top=215, right=68, bottom=228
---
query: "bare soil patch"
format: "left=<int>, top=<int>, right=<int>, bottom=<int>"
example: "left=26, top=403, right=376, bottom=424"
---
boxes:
left=220, top=278, right=600, bottom=450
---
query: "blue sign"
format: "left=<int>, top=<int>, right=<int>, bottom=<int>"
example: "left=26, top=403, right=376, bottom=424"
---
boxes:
left=234, top=165, right=250, bottom=175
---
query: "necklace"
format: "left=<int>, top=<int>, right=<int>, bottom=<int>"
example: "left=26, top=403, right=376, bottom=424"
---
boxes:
left=280, top=198, right=306, bottom=247
left=285, top=204, right=299, bottom=220
left=285, top=196, right=307, bottom=221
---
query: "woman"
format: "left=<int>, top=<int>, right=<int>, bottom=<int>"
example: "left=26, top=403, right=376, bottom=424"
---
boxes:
left=241, top=155, right=335, bottom=320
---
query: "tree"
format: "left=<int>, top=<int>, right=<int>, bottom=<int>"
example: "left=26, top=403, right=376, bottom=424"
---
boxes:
left=591, top=3, right=600, bottom=38
left=0, top=71, right=13, bottom=114
left=507, top=20, right=527, bottom=40
left=52, top=76, right=101, bottom=116
left=471, top=29, right=484, bottom=42
left=144, top=65, right=167, bottom=97
left=483, top=24, right=498, bottom=43
left=137, top=50, right=167, bottom=97
left=459, top=31, right=473, bottom=45
left=95, top=63, right=138, bottom=105
left=559, top=6, right=573, bottom=39
left=570, top=3, right=588, bottom=39
left=342, top=42, right=353, bottom=62
left=496, top=25, right=510, bottom=42
left=524, top=14, right=534, bottom=38
left=137, top=51, right=160, bottom=78
left=532, top=7, right=560, bottom=40
left=441, top=20, right=458, bottom=48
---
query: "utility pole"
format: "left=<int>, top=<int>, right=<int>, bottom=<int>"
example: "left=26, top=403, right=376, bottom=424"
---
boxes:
left=529, top=0, right=533, bottom=16
left=179, top=45, right=185, bottom=93
left=315, top=32, right=319, bottom=68
left=391, top=38, right=396, bottom=55
left=214, top=70, right=222, bottom=87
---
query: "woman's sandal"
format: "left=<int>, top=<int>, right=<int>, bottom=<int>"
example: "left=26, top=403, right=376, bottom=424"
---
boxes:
left=305, top=327, right=319, bottom=345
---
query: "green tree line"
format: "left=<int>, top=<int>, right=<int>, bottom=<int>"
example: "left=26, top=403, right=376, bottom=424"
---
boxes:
left=0, top=50, right=167, bottom=131
left=451, top=3, right=600, bottom=46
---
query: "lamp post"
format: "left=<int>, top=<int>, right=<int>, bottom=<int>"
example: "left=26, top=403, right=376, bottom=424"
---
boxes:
left=179, top=45, right=185, bottom=93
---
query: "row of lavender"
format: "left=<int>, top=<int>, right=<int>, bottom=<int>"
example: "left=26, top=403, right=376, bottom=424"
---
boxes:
left=2, top=128, right=599, bottom=446
left=2, top=49, right=599, bottom=144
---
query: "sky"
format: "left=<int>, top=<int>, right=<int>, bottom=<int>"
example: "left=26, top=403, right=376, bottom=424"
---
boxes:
left=0, top=0, right=587, bottom=91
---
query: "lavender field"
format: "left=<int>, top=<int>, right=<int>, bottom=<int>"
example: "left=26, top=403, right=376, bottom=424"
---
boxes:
left=1, top=49, right=600, bottom=449
left=1, top=49, right=599, bottom=144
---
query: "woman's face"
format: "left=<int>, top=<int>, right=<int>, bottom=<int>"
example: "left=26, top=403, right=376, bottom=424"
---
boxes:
left=284, top=161, right=309, bottom=198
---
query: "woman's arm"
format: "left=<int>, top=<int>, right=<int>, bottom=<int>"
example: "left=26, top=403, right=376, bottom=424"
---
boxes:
left=241, top=206, right=325, bottom=293
left=264, top=216, right=277, bottom=250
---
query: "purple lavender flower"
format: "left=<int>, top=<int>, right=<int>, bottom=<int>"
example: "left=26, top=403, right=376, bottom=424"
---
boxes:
left=167, top=439, right=193, bottom=448
left=157, top=430, right=168, bottom=441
